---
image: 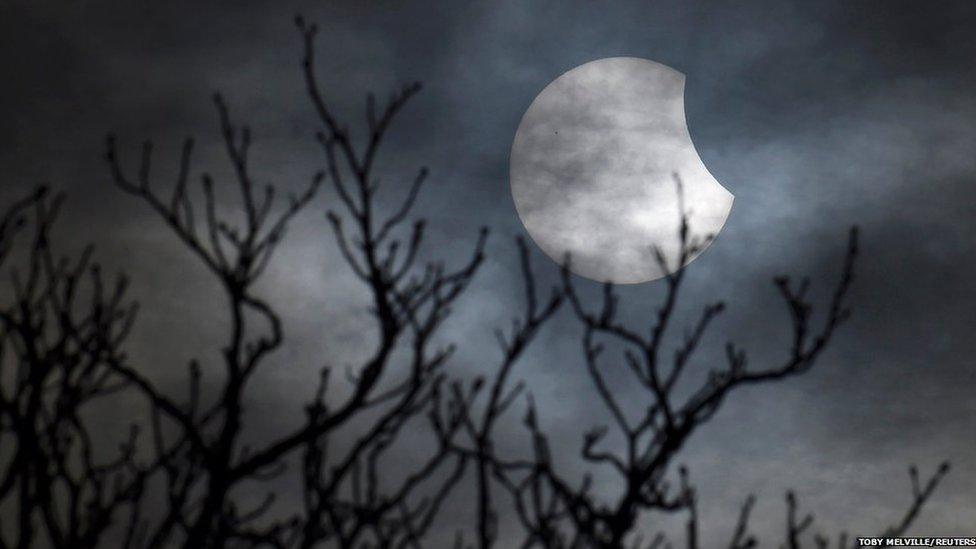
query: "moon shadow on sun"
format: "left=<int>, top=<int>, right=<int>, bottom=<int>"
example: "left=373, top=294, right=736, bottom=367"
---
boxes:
left=509, top=57, right=734, bottom=284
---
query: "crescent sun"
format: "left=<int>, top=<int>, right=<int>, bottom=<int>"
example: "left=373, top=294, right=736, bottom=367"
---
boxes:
left=509, top=57, right=734, bottom=284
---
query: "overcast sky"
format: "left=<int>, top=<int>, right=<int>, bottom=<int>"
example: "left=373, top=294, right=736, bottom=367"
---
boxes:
left=2, top=0, right=975, bottom=544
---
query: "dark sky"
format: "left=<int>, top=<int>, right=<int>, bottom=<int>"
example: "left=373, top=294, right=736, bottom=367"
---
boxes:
left=2, top=0, right=975, bottom=543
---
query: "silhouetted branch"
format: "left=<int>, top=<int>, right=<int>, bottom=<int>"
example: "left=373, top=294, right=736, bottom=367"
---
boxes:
left=473, top=183, right=865, bottom=547
left=882, top=462, right=950, bottom=537
left=728, top=495, right=757, bottom=549
left=106, top=68, right=324, bottom=547
left=0, top=189, right=157, bottom=548
left=767, top=462, right=949, bottom=549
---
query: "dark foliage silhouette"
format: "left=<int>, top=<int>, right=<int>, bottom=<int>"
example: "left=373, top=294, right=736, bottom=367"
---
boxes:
left=0, top=16, right=948, bottom=549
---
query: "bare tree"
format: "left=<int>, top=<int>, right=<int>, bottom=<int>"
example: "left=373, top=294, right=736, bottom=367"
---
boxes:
left=0, top=188, right=159, bottom=548
left=452, top=202, right=950, bottom=548
left=0, top=15, right=949, bottom=549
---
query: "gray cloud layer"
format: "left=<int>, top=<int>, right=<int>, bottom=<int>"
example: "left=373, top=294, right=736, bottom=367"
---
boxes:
left=2, top=0, right=975, bottom=543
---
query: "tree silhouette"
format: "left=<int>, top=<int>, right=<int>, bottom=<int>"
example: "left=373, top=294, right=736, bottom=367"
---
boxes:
left=0, top=16, right=948, bottom=549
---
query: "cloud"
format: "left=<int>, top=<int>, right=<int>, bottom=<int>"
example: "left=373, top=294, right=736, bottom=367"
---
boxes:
left=2, top=0, right=974, bottom=541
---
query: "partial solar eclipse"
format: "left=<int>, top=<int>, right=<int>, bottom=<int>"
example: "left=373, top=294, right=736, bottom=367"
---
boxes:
left=510, top=57, right=733, bottom=284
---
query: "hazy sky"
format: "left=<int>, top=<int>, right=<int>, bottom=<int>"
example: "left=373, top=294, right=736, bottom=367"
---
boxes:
left=2, top=0, right=975, bottom=544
